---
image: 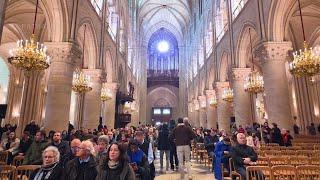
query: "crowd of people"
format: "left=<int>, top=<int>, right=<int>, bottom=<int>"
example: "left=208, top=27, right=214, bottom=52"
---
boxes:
left=0, top=117, right=318, bottom=180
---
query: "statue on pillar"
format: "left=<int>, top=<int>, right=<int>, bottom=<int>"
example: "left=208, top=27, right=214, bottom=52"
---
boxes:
left=128, top=81, right=134, bottom=98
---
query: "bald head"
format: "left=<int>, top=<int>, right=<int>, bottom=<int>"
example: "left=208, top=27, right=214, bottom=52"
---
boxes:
left=70, top=139, right=81, bottom=155
left=237, top=133, right=246, bottom=145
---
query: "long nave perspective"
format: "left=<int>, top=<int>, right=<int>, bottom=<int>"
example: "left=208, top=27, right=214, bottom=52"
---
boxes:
left=0, top=0, right=320, bottom=179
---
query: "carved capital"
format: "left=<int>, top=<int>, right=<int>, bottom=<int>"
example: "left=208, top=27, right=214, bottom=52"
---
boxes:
left=232, top=68, right=251, bottom=81
left=46, top=42, right=82, bottom=65
left=215, top=81, right=230, bottom=90
left=82, top=69, right=103, bottom=84
left=255, top=41, right=292, bottom=64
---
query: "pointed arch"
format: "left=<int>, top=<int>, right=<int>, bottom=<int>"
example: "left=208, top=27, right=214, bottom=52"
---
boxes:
left=76, top=20, right=99, bottom=69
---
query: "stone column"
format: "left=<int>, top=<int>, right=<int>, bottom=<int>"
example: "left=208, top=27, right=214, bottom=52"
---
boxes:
left=232, top=68, right=253, bottom=126
left=0, top=0, right=8, bottom=43
left=215, top=82, right=233, bottom=132
left=206, top=90, right=217, bottom=129
left=45, top=43, right=81, bottom=131
left=193, top=99, right=200, bottom=127
left=82, top=69, right=102, bottom=130
left=16, top=72, right=43, bottom=135
left=198, top=95, right=207, bottom=128
left=255, top=42, right=293, bottom=131
left=103, top=82, right=118, bottom=129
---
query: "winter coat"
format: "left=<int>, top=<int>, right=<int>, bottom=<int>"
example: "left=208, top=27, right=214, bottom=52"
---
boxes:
left=63, top=155, right=98, bottom=180
left=23, top=140, right=49, bottom=165
left=214, top=141, right=231, bottom=180
left=51, top=141, right=71, bottom=162
left=96, top=160, right=135, bottom=180
left=30, top=162, right=63, bottom=180
left=169, top=123, right=196, bottom=146
left=157, top=129, right=170, bottom=150
left=230, top=144, right=257, bottom=170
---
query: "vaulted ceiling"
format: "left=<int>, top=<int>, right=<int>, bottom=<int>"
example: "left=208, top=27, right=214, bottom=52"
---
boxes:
left=138, top=0, right=191, bottom=43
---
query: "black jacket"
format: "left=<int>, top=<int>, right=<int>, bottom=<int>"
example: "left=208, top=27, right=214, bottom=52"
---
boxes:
left=230, top=144, right=257, bottom=170
left=63, top=155, right=98, bottom=180
left=157, top=129, right=170, bottom=150
left=96, top=160, right=135, bottom=180
left=30, top=162, right=63, bottom=180
left=51, top=140, right=71, bottom=161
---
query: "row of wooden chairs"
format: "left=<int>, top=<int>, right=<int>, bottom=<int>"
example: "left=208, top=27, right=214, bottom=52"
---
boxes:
left=258, top=150, right=320, bottom=157
left=256, top=156, right=320, bottom=166
left=0, top=165, right=40, bottom=180
left=246, top=165, right=320, bottom=180
left=0, top=151, right=24, bottom=166
left=227, top=158, right=320, bottom=180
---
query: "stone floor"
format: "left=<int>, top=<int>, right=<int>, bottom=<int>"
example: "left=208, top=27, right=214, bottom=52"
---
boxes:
left=154, top=151, right=215, bottom=180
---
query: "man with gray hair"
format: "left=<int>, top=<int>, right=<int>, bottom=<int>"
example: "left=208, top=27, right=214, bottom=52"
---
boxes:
left=96, top=135, right=109, bottom=160
left=231, top=133, right=258, bottom=180
left=64, top=140, right=98, bottom=180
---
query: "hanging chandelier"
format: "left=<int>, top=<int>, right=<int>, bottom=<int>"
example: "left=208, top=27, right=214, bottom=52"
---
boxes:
left=244, top=70, right=264, bottom=93
left=289, top=0, right=320, bottom=77
left=8, top=0, right=49, bottom=72
left=101, top=84, right=112, bottom=102
left=222, top=88, right=233, bottom=102
left=72, top=69, right=92, bottom=93
left=209, top=96, right=218, bottom=107
left=244, top=28, right=264, bottom=94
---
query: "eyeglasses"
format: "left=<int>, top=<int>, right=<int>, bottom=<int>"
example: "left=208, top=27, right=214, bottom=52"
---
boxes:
left=44, top=156, right=54, bottom=159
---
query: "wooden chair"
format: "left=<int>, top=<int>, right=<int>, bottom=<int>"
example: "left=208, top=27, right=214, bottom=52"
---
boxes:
left=266, top=143, right=279, bottom=146
left=256, top=157, right=270, bottom=166
left=296, top=165, right=320, bottom=179
left=289, top=156, right=309, bottom=166
left=15, top=165, right=41, bottom=180
left=229, top=158, right=241, bottom=180
left=246, top=166, right=271, bottom=180
left=0, top=151, right=9, bottom=164
left=0, top=165, right=16, bottom=180
left=271, top=165, right=297, bottom=180
left=309, top=157, right=320, bottom=166
left=12, top=155, right=24, bottom=167
left=282, top=150, right=297, bottom=156
left=297, top=150, right=313, bottom=157
left=269, top=157, right=289, bottom=166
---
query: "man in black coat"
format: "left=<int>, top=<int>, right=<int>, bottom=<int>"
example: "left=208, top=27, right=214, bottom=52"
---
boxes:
left=231, top=133, right=258, bottom=180
left=158, top=123, right=170, bottom=173
left=64, top=140, right=98, bottom=180
left=51, top=132, right=71, bottom=163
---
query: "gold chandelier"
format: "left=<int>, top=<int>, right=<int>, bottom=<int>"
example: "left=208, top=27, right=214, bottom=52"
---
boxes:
left=72, top=69, right=92, bottom=93
left=101, top=84, right=112, bottom=102
left=244, top=70, right=264, bottom=93
left=289, top=42, right=320, bottom=77
left=289, top=0, right=320, bottom=77
left=209, top=96, right=218, bottom=107
left=222, top=87, right=233, bottom=102
left=244, top=28, right=264, bottom=94
left=8, top=0, right=49, bottom=72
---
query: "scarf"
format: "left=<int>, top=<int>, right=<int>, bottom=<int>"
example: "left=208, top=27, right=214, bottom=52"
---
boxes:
left=33, top=162, right=58, bottom=180
left=108, top=160, right=119, bottom=169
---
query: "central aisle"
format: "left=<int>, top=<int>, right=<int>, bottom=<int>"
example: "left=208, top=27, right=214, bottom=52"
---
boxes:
left=154, top=151, right=215, bottom=180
